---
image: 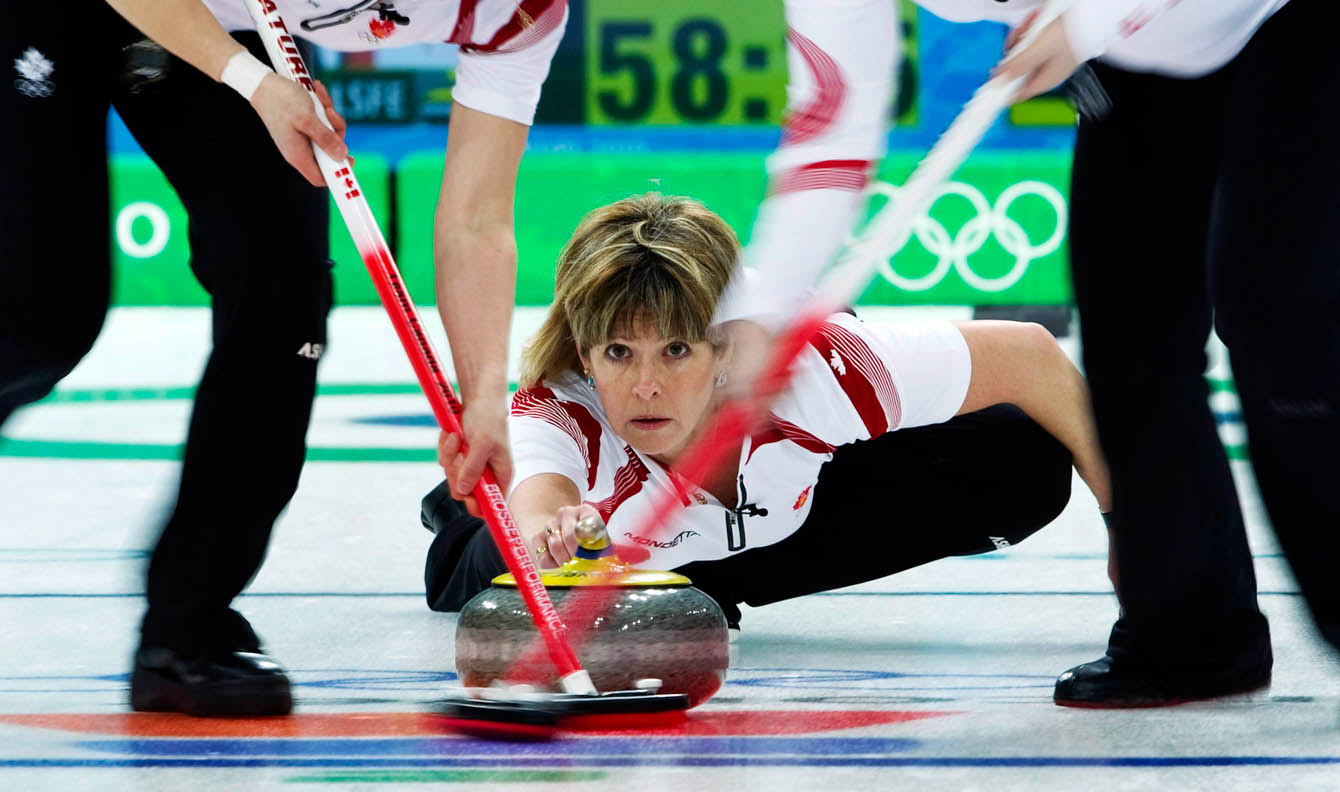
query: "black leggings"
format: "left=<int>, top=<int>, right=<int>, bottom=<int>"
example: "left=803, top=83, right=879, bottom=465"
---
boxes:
left=1069, top=0, right=1339, bottom=686
left=422, top=405, right=1074, bottom=624
left=0, top=5, right=332, bottom=655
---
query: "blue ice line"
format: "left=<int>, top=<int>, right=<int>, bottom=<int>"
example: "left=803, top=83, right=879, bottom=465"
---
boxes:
left=75, top=737, right=921, bottom=757
left=735, top=668, right=1055, bottom=679
left=811, top=591, right=1301, bottom=597
left=363, top=412, right=1246, bottom=429
left=956, top=553, right=1285, bottom=562
left=4, top=756, right=1339, bottom=769
left=0, top=591, right=1305, bottom=598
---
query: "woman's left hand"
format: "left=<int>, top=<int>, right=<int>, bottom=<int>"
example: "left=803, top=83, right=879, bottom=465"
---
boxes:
left=994, top=12, right=1081, bottom=104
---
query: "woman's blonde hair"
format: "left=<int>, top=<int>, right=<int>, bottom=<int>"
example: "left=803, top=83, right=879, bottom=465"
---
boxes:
left=520, top=193, right=740, bottom=386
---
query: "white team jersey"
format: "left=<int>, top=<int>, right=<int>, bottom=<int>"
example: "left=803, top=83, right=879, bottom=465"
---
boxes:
left=509, top=314, right=972, bottom=570
left=203, top=0, right=567, bottom=124
left=920, top=0, right=1290, bottom=77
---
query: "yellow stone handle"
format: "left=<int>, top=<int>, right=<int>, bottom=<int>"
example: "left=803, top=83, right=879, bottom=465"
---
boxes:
left=574, top=514, right=611, bottom=552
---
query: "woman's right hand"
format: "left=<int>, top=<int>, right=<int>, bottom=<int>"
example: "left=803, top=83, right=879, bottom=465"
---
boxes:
left=530, top=503, right=602, bottom=568
left=250, top=75, right=348, bottom=186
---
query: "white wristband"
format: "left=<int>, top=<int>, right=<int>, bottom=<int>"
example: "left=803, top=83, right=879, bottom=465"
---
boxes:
left=220, top=50, right=272, bottom=101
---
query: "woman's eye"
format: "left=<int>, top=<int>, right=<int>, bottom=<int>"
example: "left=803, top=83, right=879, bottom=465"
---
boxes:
left=605, top=344, right=630, bottom=360
left=665, top=342, right=690, bottom=358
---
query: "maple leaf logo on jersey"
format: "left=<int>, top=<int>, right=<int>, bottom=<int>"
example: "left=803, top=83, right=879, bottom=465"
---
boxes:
left=828, top=349, right=846, bottom=376
left=793, top=485, right=812, bottom=511
left=14, top=48, right=54, bottom=98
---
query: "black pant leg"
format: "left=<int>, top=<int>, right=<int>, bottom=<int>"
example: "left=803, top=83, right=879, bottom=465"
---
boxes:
left=1210, top=0, right=1340, bottom=653
left=0, top=8, right=114, bottom=427
left=111, top=27, right=333, bottom=653
left=1069, top=64, right=1272, bottom=687
left=423, top=481, right=507, bottom=612
left=674, top=406, right=1074, bottom=615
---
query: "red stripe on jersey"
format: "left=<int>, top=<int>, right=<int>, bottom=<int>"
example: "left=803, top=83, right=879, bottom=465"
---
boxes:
left=461, top=0, right=566, bottom=53
left=511, top=386, right=602, bottom=489
left=808, top=320, right=902, bottom=437
left=496, top=0, right=566, bottom=52
left=747, top=414, right=836, bottom=463
left=782, top=29, right=846, bottom=146
left=772, top=159, right=873, bottom=197
left=591, top=445, right=651, bottom=523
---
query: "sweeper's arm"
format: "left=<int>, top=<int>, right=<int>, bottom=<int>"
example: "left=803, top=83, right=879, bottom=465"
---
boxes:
left=430, top=105, right=529, bottom=507
left=104, top=0, right=347, bottom=186
left=953, top=320, right=1111, bottom=512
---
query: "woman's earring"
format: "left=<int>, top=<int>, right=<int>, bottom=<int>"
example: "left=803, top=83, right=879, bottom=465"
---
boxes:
left=714, top=371, right=728, bottom=389
left=586, top=372, right=596, bottom=388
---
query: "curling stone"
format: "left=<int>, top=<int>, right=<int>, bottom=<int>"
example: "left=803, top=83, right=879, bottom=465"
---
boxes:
left=455, top=517, right=729, bottom=708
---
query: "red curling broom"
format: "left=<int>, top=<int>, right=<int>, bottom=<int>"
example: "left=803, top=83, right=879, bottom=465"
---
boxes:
left=240, top=0, right=689, bottom=737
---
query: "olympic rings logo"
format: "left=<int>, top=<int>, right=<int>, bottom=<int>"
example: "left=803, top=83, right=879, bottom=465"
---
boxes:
left=865, top=179, right=1067, bottom=293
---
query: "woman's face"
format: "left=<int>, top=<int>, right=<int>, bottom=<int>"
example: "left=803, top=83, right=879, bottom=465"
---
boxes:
left=583, top=325, right=722, bottom=465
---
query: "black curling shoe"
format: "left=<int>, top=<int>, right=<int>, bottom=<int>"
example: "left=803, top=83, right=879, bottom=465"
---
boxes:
left=130, top=647, right=293, bottom=717
left=1054, top=655, right=1270, bottom=708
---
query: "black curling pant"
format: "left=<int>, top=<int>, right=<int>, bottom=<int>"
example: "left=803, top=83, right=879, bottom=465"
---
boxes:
left=0, top=5, right=332, bottom=656
left=422, top=405, right=1075, bottom=622
left=1069, top=0, right=1340, bottom=692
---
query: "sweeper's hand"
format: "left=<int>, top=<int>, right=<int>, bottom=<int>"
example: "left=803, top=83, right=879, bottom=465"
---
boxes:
left=251, top=75, right=348, bottom=186
left=994, top=10, right=1080, bottom=104
left=437, top=400, right=514, bottom=518
left=437, top=431, right=477, bottom=516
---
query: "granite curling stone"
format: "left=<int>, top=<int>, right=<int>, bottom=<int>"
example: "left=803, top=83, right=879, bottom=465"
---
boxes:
left=456, top=517, right=729, bottom=708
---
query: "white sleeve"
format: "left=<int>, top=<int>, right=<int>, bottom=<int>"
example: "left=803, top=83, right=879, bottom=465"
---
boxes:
left=776, top=314, right=971, bottom=447
left=914, top=0, right=1183, bottom=70
left=1063, top=1, right=1182, bottom=63
left=451, top=6, right=568, bottom=126
left=714, top=0, right=898, bottom=326
left=507, top=392, right=591, bottom=498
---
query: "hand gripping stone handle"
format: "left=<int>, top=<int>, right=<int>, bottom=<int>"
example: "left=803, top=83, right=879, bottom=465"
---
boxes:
left=241, top=0, right=596, bottom=696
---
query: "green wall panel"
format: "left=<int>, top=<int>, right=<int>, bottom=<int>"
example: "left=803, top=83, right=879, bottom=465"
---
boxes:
left=109, top=156, right=201, bottom=305
left=110, top=149, right=1071, bottom=307
left=395, top=151, right=769, bottom=305
left=109, top=153, right=391, bottom=306
left=399, top=150, right=1070, bottom=306
left=858, top=151, right=1072, bottom=305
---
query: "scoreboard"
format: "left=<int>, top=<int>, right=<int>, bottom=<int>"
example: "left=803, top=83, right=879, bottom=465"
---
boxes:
left=578, top=0, right=911, bottom=125
left=586, top=1, right=789, bottom=125
left=580, top=0, right=916, bottom=126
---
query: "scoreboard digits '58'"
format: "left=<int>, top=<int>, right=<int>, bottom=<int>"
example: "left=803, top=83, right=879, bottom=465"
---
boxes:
left=583, top=0, right=918, bottom=126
